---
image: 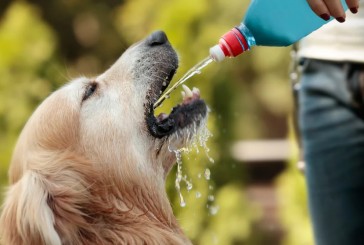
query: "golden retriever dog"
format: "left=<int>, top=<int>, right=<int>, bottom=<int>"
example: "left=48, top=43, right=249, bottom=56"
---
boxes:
left=0, top=31, right=207, bottom=245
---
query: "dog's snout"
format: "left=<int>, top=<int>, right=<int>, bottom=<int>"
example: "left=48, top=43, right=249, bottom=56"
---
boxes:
left=147, top=31, right=169, bottom=46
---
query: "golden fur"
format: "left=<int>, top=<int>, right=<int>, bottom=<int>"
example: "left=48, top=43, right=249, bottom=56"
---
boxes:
left=0, top=32, right=201, bottom=245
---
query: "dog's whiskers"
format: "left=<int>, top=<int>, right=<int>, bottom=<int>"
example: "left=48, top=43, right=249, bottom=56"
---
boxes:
left=151, top=61, right=176, bottom=70
left=141, top=74, right=166, bottom=84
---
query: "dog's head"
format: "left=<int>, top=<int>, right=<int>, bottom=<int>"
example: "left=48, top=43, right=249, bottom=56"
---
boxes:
left=10, top=30, right=207, bottom=181
left=0, top=31, right=206, bottom=245
left=78, top=30, right=208, bottom=178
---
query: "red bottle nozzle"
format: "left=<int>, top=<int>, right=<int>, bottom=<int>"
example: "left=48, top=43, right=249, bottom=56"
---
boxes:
left=210, top=27, right=250, bottom=62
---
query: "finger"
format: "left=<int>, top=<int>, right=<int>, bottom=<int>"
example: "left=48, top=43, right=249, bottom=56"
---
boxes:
left=323, top=0, right=346, bottom=21
left=306, top=0, right=331, bottom=21
left=346, top=0, right=359, bottom=13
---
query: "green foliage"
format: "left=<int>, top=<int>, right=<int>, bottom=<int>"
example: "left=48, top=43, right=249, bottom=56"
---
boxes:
left=278, top=165, right=314, bottom=245
left=199, top=183, right=259, bottom=245
left=0, top=2, right=63, bottom=188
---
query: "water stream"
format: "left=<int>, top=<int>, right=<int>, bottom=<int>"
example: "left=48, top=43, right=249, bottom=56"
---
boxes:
left=159, top=56, right=216, bottom=210
left=153, top=56, right=213, bottom=109
left=168, top=119, right=214, bottom=208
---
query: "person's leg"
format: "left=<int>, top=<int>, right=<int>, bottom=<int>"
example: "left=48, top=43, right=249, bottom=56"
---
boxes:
left=299, top=59, right=364, bottom=245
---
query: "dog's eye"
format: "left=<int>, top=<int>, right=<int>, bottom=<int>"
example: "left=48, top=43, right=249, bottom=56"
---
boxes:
left=82, top=82, right=98, bottom=101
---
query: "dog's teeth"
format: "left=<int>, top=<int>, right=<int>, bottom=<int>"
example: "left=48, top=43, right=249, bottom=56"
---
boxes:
left=159, top=90, right=163, bottom=94
left=182, top=85, right=193, bottom=98
left=181, top=91, right=186, bottom=98
left=192, top=87, right=200, bottom=95
left=162, top=82, right=167, bottom=86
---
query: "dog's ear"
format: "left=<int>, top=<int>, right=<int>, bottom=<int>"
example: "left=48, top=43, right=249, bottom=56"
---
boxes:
left=0, top=171, right=62, bottom=245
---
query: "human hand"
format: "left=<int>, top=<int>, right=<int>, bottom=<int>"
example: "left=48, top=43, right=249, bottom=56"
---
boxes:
left=307, top=0, right=359, bottom=22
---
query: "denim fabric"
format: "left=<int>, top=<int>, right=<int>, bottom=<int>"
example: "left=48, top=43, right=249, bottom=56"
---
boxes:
left=298, top=59, right=364, bottom=245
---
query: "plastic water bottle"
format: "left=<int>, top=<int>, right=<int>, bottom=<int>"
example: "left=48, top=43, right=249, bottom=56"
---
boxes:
left=209, top=0, right=348, bottom=62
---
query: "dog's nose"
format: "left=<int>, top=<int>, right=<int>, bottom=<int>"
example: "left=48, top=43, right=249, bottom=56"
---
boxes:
left=147, top=31, right=169, bottom=46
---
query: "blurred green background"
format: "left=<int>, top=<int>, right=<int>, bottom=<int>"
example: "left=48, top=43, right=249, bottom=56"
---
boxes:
left=0, top=0, right=313, bottom=244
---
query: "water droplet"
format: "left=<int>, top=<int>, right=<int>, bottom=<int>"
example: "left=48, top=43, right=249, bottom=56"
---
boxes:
left=209, top=205, right=219, bottom=216
left=178, top=192, right=186, bottom=207
left=174, top=150, right=185, bottom=207
left=204, top=168, right=211, bottom=180
left=187, top=182, right=193, bottom=191
left=197, top=173, right=202, bottom=179
left=208, top=195, right=215, bottom=202
left=195, top=191, right=202, bottom=199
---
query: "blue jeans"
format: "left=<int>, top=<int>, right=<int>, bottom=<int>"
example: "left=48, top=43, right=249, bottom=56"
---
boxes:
left=298, top=59, right=364, bottom=245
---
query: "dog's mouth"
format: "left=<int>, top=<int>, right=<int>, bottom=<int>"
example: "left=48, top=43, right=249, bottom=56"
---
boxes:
left=139, top=31, right=207, bottom=139
left=146, top=66, right=207, bottom=139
